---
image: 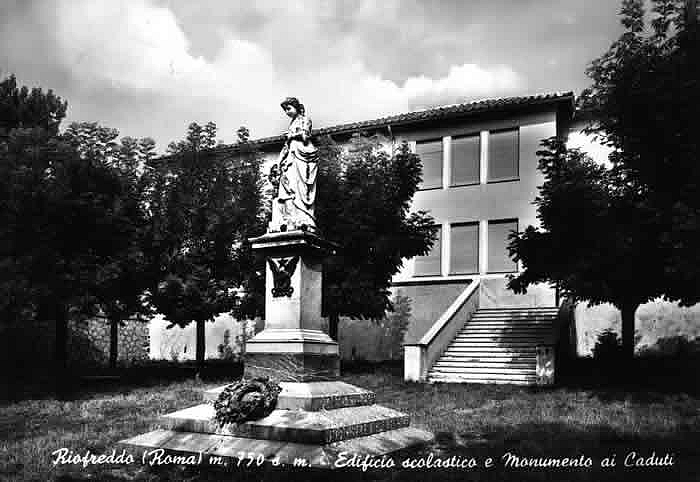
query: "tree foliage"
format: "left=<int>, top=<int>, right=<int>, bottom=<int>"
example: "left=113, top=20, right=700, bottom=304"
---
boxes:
left=0, top=123, right=151, bottom=376
left=235, top=134, right=435, bottom=339
left=0, top=74, right=163, bottom=375
left=0, top=74, right=67, bottom=137
left=508, top=0, right=700, bottom=359
left=508, top=138, right=658, bottom=306
left=580, top=0, right=700, bottom=304
left=147, top=123, right=265, bottom=365
left=320, top=136, right=435, bottom=330
left=62, top=122, right=156, bottom=367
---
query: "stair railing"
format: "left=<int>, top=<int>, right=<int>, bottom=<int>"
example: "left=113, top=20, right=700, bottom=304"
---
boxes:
left=404, top=279, right=481, bottom=382
left=536, top=298, right=574, bottom=385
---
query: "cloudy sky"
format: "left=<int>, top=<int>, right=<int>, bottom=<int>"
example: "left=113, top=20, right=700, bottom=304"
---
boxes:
left=1, top=0, right=623, bottom=151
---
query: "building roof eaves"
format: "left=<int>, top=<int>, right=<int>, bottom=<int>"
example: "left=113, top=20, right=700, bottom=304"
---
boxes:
left=172, top=91, right=575, bottom=158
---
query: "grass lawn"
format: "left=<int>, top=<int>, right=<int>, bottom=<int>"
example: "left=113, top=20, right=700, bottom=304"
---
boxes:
left=2, top=364, right=699, bottom=482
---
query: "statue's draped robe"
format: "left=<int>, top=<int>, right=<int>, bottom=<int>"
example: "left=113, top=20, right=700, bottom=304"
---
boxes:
left=273, top=114, right=319, bottom=230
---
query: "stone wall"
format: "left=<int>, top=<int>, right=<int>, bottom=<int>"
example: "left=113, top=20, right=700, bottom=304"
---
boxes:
left=0, top=316, right=149, bottom=373
left=67, top=317, right=149, bottom=367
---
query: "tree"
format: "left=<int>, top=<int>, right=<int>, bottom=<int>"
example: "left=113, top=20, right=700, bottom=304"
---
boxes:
left=147, top=123, right=264, bottom=369
left=0, top=127, right=149, bottom=389
left=321, top=136, right=435, bottom=339
left=1, top=77, right=153, bottom=379
left=508, top=0, right=700, bottom=361
left=0, top=74, right=67, bottom=137
left=236, top=134, right=435, bottom=341
left=62, top=122, right=155, bottom=368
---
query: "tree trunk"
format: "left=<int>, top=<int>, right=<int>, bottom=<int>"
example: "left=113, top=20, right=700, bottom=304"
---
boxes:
left=109, top=316, right=119, bottom=369
left=687, top=0, right=698, bottom=29
left=328, top=313, right=339, bottom=341
left=54, top=305, right=69, bottom=398
left=620, top=303, right=638, bottom=362
left=387, top=332, right=393, bottom=361
left=196, top=319, right=205, bottom=370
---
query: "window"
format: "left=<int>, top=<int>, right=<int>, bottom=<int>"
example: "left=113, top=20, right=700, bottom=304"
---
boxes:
left=414, top=225, right=441, bottom=276
left=451, top=134, right=480, bottom=186
left=488, top=128, right=519, bottom=182
left=416, top=139, right=443, bottom=190
left=488, top=219, right=518, bottom=273
left=450, top=223, right=479, bottom=275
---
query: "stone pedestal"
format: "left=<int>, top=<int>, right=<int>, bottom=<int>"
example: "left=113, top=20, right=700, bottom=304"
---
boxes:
left=244, top=230, right=339, bottom=381
left=121, top=380, right=433, bottom=468
left=120, top=230, right=433, bottom=468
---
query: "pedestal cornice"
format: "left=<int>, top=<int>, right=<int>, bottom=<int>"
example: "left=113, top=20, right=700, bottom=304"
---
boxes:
left=249, top=230, right=338, bottom=256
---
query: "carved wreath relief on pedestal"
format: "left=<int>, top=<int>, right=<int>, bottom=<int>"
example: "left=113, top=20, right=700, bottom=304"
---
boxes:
left=268, top=256, right=299, bottom=297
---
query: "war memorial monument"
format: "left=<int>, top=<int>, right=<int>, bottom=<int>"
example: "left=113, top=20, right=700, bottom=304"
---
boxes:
left=121, top=98, right=433, bottom=468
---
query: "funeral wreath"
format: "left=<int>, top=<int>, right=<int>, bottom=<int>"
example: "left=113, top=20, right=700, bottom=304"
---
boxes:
left=212, top=377, right=282, bottom=427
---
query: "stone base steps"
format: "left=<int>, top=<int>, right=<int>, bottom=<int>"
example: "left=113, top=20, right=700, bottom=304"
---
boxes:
left=162, top=403, right=410, bottom=445
left=120, top=380, right=433, bottom=468
left=427, top=307, right=557, bottom=385
left=204, top=381, right=375, bottom=411
left=121, top=427, right=434, bottom=469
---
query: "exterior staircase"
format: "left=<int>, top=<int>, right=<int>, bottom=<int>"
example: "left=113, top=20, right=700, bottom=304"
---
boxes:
left=427, top=307, right=558, bottom=384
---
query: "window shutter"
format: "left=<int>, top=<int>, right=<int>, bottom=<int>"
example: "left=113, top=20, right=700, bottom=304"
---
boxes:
left=488, top=220, right=518, bottom=273
left=414, top=225, right=442, bottom=276
left=488, top=129, right=519, bottom=182
left=451, top=134, right=480, bottom=186
left=450, top=223, right=479, bottom=274
left=416, top=139, right=443, bottom=190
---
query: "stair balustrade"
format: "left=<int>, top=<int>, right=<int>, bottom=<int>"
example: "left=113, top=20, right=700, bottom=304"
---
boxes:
left=404, top=280, right=481, bottom=382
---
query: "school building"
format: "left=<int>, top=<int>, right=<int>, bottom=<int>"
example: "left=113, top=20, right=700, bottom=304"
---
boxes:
left=221, top=91, right=700, bottom=384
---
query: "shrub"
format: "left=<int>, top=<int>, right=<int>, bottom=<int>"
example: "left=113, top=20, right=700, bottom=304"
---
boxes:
left=592, top=329, right=624, bottom=362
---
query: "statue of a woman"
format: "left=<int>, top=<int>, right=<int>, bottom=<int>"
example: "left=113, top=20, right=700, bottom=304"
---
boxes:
left=270, top=97, right=319, bottom=232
